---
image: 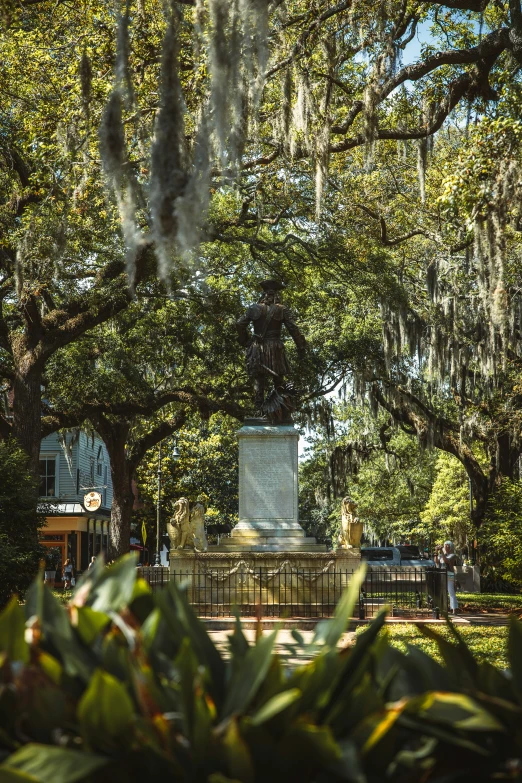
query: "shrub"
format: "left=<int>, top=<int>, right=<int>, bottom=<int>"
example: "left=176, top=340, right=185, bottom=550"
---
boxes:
left=1, top=557, right=522, bottom=782
left=0, top=439, right=44, bottom=608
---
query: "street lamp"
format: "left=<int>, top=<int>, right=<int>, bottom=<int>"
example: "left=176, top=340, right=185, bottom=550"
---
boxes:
left=154, top=439, right=180, bottom=567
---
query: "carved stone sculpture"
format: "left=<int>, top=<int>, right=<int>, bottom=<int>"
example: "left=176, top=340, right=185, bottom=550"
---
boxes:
left=338, top=497, right=363, bottom=549
left=167, top=497, right=191, bottom=550
left=168, top=496, right=208, bottom=552
left=236, top=280, right=306, bottom=422
left=190, top=500, right=208, bottom=552
left=166, top=513, right=181, bottom=551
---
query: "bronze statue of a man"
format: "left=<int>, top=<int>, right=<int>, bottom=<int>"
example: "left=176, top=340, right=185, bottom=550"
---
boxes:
left=236, top=280, right=306, bottom=420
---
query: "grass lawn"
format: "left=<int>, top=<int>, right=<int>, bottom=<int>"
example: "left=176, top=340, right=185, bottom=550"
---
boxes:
left=361, top=623, right=509, bottom=669
left=52, top=589, right=73, bottom=605
left=457, top=592, right=522, bottom=612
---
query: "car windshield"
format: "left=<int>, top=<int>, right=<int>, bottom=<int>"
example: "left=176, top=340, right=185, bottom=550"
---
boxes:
left=397, top=545, right=423, bottom=559
left=361, top=549, right=394, bottom=561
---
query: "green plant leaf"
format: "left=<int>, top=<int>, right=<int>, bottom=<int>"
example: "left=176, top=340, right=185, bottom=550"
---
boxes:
left=362, top=702, right=405, bottom=754
left=0, top=770, right=39, bottom=782
left=222, top=717, right=254, bottom=783
left=25, top=582, right=92, bottom=681
left=320, top=609, right=387, bottom=722
left=140, top=607, right=161, bottom=652
left=222, top=629, right=278, bottom=718
left=228, top=610, right=250, bottom=664
left=287, top=720, right=341, bottom=767
left=0, top=745, right=108, bottom=783
left=416, top=624, right=478, bottom=686
left=157, top=581, right=225, bottom=708
left=313, top=563, right=366, bottom=649
left=0, top=596, right=29, bottom=663
left=405, top=691, right=505, bottom=732
left=86, top=553, right=138, bottom=614
left=250, top=688, right=301, bottom=726
left=78, top=668, right=134, bottom=751
left=74, top=606, right=110, bottom=646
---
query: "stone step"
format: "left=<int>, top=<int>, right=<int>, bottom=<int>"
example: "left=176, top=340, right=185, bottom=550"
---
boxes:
left=212, top=541, right=328, bottom=553
left=231, top=522, right=306, bottom=538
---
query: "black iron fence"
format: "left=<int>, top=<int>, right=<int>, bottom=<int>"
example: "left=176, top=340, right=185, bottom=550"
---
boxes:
left=138, top=565, right=448, bottom=619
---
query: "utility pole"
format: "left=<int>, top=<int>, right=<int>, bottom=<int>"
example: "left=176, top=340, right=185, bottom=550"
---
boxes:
left=154, top=441, right=163, bottom=567
left=153, top=439, right=180, bottom=567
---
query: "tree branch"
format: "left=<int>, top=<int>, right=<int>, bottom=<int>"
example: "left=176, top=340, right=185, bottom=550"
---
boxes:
left=421, top=0, right=490, bottom=10
left=128, top=412, right=187, bottom=473
left=266, top=0, right=353, bottom=79
left=86, top=387, right=244, bottom=422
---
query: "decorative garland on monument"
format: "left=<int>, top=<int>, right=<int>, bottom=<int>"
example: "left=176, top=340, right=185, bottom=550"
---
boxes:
left=201, top=559, right=337, bottom=584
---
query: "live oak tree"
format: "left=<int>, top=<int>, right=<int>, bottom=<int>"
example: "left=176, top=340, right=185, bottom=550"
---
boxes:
left=299, top=401, right=437, bottom=544
left=44, top=290, right=246, bottom=556
left=135, top=414, right=240, bottom=554
left=93, top=0, right=522, bottom=531
left=0, top=0, right=153, bottom=487
left=4, top=0, right=522, bottom=551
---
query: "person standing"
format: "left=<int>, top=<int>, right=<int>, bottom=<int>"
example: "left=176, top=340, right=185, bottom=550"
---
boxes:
left=62, top=558, right=74, bottom=590
left=436, top=540, right=458, bottom=614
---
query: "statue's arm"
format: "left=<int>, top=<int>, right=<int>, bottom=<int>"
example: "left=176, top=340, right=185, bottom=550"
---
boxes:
left=283, top=307, right=307, bottom=352
left=236, top=310, right=252, bottom=347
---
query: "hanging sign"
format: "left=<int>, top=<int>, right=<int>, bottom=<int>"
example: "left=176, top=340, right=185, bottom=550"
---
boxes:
left=84, top=491, right=102, bottom=511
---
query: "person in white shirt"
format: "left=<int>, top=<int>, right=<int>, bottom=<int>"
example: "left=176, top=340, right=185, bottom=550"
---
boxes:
left=436, top=540, right=458, bottom=614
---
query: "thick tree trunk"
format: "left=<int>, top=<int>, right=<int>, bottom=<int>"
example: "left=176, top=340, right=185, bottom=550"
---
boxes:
left=93, top=420, right=134, bottom=560
left=110, top=474, right=134, bottom=559
left=470, top=475, right=488, bottom=528
left=496, top=433, right=520, bottom=481
left=108, top=450, right=134, bottom=558
left=12, top=366, right=42, bottom=477
left=9, top=359, right=43, bottom=549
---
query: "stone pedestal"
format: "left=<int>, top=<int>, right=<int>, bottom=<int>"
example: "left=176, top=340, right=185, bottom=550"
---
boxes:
left=168, top=549, right=362, bottom=617
left=167, top=421, right=361, bottom=616
left=217, top=422, right=324, bottom=552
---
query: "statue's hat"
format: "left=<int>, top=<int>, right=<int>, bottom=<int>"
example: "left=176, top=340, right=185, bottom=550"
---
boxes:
left=259, top=279, right=285, bottom=291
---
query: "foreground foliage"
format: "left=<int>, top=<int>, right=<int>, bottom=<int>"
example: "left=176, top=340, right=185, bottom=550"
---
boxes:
left=1, top=557, right=522, bottom=782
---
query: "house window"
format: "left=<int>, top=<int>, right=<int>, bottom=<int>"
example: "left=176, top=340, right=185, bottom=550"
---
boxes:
left=97, top=462, right=102, bottom=476
left=103, top=465, right=108, bottom=507
left=40, top=458, right=56, bottom=497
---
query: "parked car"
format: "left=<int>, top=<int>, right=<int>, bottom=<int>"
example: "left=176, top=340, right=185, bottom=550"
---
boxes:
left=361, top=545, right=436, bottom=568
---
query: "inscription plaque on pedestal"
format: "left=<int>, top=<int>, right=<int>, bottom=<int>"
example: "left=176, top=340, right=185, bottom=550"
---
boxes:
left=242, top=434, right=296, bottom=520
left=217, top=422, right=325, bottom=552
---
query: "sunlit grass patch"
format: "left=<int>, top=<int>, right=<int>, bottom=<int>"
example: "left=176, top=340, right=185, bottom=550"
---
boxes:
left=357, top=623, right=509, bottom=669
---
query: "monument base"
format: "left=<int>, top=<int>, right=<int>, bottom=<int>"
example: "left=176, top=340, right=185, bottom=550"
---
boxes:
left=169, top=548, right=362, bottom=617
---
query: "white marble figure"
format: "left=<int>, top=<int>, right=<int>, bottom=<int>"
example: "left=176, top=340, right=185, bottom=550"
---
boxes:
left=168, top=497, right=208, bottom=552
left=167, top=497, right=191, bottom=550
left=338, top=497, right=363, bottom=549
left=189, top=501, right=208, bottom=552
